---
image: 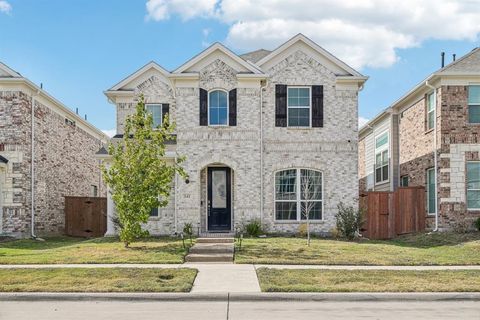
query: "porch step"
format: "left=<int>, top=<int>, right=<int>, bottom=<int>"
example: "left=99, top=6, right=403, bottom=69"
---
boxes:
left=185, top=237, right=235, bottom=262
left=189, top=243, right=234, bottom=254
left=185, top=253, right=233, bottom=263
left=196, top=237, right=234, bottom=244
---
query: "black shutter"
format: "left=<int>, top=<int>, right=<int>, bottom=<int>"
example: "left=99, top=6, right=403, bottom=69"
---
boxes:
left=229, top=89, right=237, bottom=126
left=312, top=85, right=324, bottom=127
left=199, top=88, right=208, bottom=126
left=162, top=103, right=169, bottom=124
left=275, top=84, right=287, bottom=127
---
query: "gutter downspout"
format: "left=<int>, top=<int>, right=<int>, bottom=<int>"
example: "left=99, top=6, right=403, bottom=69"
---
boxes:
left=426, top=81, right=439, bottom=232
left=31, top=89, right=40, bottom=239
left=259, top=80, right=267, bottom=225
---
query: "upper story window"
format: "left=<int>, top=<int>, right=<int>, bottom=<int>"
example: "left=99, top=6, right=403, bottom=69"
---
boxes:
left=287, top=87, right=311, bottom=127
left=427, top=92, right=435, bottom=130
left=375, top=131, right=389, bottom=184
left=468, top=85, right=480, bottom=124
left=275, top=168, right=323, bottom=221
left=208, top=90, right=228, bottom=126
left=146, top=104, right=163, bottom=128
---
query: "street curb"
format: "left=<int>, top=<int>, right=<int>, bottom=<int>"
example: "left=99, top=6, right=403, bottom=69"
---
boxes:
left=1, top=292, right=479, bottom=302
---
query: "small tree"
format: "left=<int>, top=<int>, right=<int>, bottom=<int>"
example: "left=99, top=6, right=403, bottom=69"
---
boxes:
left=300, top=170, right=322, bottom=246
left=102, top=96, right=187, bottom=247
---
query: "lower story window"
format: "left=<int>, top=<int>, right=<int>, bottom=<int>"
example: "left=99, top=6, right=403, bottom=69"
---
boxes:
left=275, top=168, right=323, bottom=221
left=427, top=168, right=436, bottom=215
left=150, top=207, right=159, bottom=217
left=467, top=162, right=480, bottom=210
left=400, top=175, right=409, bottom=187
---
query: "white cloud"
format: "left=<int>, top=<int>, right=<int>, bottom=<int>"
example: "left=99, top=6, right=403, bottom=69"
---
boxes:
left=0, top=1, right=12, bottom=14
left=146, top=0, right=480, bottom=69
left=146, top=0, right=217, bottom=21
left=358, top=116, right=369, bottom=128
left=102, top=129, right=116, bottom=138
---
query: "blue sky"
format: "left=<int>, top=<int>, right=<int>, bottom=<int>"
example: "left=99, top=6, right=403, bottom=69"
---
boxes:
left=1, top=1, right=479, bottom=135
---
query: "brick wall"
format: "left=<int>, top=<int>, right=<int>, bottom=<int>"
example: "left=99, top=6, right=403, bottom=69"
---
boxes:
left=0, top=90, right=106, bottom=236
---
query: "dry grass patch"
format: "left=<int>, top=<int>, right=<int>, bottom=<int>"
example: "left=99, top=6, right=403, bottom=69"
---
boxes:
left=257, top=268, right=480, bottom=292
left=0, top=268, right=197, bottom=292
left=0, top=237, right=191, bottom=264
left=235, top=232, right=480, bottom=265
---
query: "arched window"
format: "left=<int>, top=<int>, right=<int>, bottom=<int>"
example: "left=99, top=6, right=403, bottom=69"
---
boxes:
left=209, top=90, right=228, bottom=126
left=275, top=169, right=323, bottom=221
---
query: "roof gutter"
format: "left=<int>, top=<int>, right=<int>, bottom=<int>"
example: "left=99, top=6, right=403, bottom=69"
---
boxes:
left=425, top=80, right=439, bottom=232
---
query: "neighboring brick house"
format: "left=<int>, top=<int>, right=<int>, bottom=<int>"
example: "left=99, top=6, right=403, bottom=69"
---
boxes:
left=102, top=34, right=367, bottom=236
left=0, top=62, right=108, bottom=237
left=359, top=48, right=480, bottom=230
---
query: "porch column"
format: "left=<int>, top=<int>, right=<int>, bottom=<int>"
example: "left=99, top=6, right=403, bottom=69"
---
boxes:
left=104, top=186, right=116, bottom=236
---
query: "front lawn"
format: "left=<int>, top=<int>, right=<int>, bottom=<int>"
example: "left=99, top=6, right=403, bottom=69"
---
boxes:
left=0, top=237, right=191, bottom=264
left=0, top=268, right=197, bottom=292
left=235, top=232, right=480, bottom=265
left=257, top=268, right=480, bottom=292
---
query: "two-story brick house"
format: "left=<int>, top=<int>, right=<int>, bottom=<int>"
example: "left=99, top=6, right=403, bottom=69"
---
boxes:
left=359, top=48, right=480, bottom=230
left=102, top=34, right=367, bottom=236
left=0, top=62, right=108, bottom=237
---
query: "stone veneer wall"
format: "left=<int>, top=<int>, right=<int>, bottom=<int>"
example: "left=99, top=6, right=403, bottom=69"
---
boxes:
left=438, top=86, right=480, bottom=229
left=114, top=51, right=359, bottom=235
left=0, top=90, right=106, bottom=236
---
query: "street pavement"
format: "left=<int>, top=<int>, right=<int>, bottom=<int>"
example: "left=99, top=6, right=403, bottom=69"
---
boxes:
left=1, top=300, right=479, bottom=320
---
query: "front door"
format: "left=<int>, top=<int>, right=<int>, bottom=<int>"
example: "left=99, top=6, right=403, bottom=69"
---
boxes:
left=207, top=167, right=231, bottom=231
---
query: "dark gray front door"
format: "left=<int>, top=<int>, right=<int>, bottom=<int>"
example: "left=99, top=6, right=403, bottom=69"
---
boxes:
left=207, top=167, right=231, bottom=231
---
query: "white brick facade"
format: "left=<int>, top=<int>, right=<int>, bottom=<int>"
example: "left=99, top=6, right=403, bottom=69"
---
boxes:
left=105, top=35, right=366, bottom=236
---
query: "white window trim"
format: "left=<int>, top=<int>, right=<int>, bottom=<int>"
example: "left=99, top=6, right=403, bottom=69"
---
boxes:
left=207, top=89, right=229, bottom=127
left=274, top=168, right=324, bottom=222
left=427, top=92, right=435, bottom=130
left=287, top=86, right=312, bottom=128
left=466, top=161, right=480, bottom=211
left=146, top=103, right=163, bottom=129
left=374, top=130, right=389, bottom=185
left=426, top=167, right=436, bottom=215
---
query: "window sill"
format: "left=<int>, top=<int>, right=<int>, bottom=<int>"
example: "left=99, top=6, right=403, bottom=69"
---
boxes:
left=148, top=217, right=161, bottom=221
left=467, top=123, right=480, bottom=126
left=286, top=127, right=314, bottom=130
left=375, top=180, right=389, bottom=186
left=274, top=220, right=325, bottom=224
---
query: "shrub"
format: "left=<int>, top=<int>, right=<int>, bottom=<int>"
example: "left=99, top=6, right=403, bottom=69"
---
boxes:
left=183, top=223, right=193, bottom=237
left=335, top=202, right=365, bottom=241
left=475, top=218, right=480, bottom=232
left=329, top=227, right=340, bottom=239
left=245, top=219, right=263, bottom=237
left=297, top=223, right=308, bottom=237
left=452, top=220, right=470, bottom=234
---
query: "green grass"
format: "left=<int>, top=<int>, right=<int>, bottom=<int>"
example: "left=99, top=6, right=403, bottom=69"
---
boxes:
left=257, top=268, right=480, bottom=292
left=0, top=268, right=197, bottom=292
left=235, top=232, right=480, bottom=265
left=0, top=237, right=192, bottom=264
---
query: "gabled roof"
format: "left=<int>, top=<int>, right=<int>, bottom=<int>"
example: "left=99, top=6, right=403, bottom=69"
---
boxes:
left=240, top=49, right=272, bottom=63
left=108, top=61, right=171, bottom=91
left=173, top=42, right=264, bottom=74
left=256, top=34, right=364, bottom=77
left=0, top=62, right=21, bottom=78
left=437, top=47, right=480, bottom=74
left=359, top=47, right=480, bottom=135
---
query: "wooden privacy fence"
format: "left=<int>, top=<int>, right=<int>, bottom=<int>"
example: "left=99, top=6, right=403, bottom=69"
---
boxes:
left=360, top=187, right=426, bottom=240
left=64, top=196, right=107, bottom=237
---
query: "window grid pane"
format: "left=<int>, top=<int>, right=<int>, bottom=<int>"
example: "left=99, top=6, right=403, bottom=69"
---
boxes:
left=468, top=86, right=480, bottom=104
left=427, top=169, right=436, bottom=214
left=375, top=133, right=388, bottom=148
left=467, top=162, right=480, bottom=209
left=469, top=105, right=480, bottom=124
left=209, top=90, right=228, bottom=125
left=147, top=104, right=162, bottom=128
left=275, top=169, right=323, bottom=221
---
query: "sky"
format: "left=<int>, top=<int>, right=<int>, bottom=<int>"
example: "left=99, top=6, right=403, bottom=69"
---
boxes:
left=1, top=0, right=480, bottom=136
